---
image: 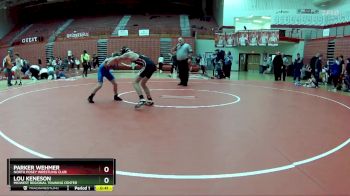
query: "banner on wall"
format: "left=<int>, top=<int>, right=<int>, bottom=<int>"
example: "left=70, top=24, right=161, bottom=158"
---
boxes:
left=214, top=30, right=279, bottom=48
left=66, top=32, right=89, bottom=39
left=214, top=33, right=225, bottom=47
left=225, top=32, right=236, bottom=47
left=118, top=30, right=129, bottom=36
left=267, top=30, right=279, bottom=46
left=139, top=29, right=149, bottom=36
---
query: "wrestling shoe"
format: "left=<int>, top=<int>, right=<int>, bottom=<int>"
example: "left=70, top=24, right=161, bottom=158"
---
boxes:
left=87, top=95, right=94, bottom=103
left=135, top=99, right=146, bottom=109
left=114, top=95, right=123, bottom=101
left=145, top=100, right=154, bottom=106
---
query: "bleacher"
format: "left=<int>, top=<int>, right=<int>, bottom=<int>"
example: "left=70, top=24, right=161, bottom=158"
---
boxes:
left=189, top=17, right=218, bottom=39
left=126, top=15, right=180, bottom=36
left=58, top=15, right=122, bottom=39
left=14, top=20, right=65, bottom=44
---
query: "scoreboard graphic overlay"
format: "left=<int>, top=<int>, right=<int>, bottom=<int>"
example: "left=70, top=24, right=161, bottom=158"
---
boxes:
left=7, top=158, right=116, bottom=191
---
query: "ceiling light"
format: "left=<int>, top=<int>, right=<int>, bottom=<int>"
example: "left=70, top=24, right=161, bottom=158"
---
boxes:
left=253, top=20, right=263, bottom=23
left=261, top=16, right=271, bottom=19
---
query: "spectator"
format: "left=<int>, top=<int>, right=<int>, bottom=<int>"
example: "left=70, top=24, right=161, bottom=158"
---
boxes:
left=199, top=53, right=207, bottom=76
left=92, top=54, right=99, bottom=69
left=81, top=50, right=90, bottom=77
left=282, top=53, right=289, bottom=81
left=273, top=52, right=283, bottom=81
left=310, top=53, right=319, bottom=76
left=39, top=67, right=49, bottom=80
left=158, top=54, right=164, bottom=73
left=29, top=65, right=40, bottom=80
left=223, top=51, right=233, bottom=79
left=293, top=53, right=303, bottom=86
left=330, top=57, right=341, bottom=91
left=314, top=54, right=323, bottom=87
left=343, top=58, right=350, bottom=92
left=75, top=57, right=81, bottom=70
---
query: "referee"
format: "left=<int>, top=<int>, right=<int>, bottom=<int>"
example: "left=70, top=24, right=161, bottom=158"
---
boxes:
left=172, top=37, right=192, bottom=86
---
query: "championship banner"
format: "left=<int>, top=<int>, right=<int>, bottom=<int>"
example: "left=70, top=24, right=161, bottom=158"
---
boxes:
left=225, top=32, right=236, bottom=47
left=214, top=33, right=225, bottom=47
left=237, top=32, right=248, bottom=46
left=267, top=30, right=279, bottom=46
left=258, top=31, right=269, bottom=46
left=214, top=30, right=279, bottom=47
left=249, top=32, right=258, bottom=46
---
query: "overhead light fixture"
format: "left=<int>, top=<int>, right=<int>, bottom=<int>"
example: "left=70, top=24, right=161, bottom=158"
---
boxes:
left=235, top=18, right=240, bottom=21
left=248, top=15, right=254, bottom=18
left=261, top=16, right=271, bottom=19
left=253, top=20, right=263, bottom=23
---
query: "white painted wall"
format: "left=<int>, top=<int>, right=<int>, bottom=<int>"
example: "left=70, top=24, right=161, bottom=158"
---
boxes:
left=223, top=0, right=350, bottom=26
left=235, top=21, right=271, bottom=31
left=196, top=39, right=305, bottom=71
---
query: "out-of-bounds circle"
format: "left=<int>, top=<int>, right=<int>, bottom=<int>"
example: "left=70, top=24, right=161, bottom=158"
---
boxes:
left=118, top=89, right=241, bottom=108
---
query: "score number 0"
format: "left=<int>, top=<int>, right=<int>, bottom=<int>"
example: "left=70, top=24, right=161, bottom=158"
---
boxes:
left=103, top=166, right=110, bottom=184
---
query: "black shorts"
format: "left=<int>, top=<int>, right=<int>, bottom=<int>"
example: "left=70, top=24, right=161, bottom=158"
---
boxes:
left=139, top=65, right=156, bottom=79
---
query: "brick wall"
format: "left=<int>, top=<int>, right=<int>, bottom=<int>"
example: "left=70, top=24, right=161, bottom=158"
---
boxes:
left=54, top=39, right=98, bottom=59
left=304, top=39, right=328, bottom=64
left=12, top=43, right=46, bottom=65
left=335, top=37, right=350, bottom=58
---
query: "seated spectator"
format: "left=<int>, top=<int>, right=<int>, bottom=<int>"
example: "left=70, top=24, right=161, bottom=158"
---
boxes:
left=39, top=67, right=48, bottom=79
left=56, top=68, right=67, bottom=79
left=303, top=75, right=317, bottom=88
left=48, top=66, right=55, bottom=80
left=29, top=65, right=40, bottom=80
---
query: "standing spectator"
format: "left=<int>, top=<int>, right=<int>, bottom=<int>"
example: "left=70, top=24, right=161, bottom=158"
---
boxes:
left=224, top=51, right=233, bottom=79
left=199, top=53, right=207, bottom=76
left=273, top=52, right=283, bottom=81
left=309, top=53, right=319, bottom=76
left=81, top=50, right=90, bottom=77
left=293, top=53, right=303, bottom=85
left=92, top=54, right=99, bottom=69
left=2, top=50, right=13, bottom=86
left=158, top=54, right=164, bottom=73
left=172, top=37, right=192, bottom=86
left=282, top=53, right=289, bottom=81
left=330, top=57, right=341, bottom=91
left=343, top=58, right=350, bottom=92
left=314, top=54, right=323, bottom=87
left=75, top=57, right=81, bottom=70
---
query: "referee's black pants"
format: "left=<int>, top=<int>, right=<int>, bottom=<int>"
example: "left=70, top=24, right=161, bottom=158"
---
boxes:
left=177, top=59, right=189, bottom=85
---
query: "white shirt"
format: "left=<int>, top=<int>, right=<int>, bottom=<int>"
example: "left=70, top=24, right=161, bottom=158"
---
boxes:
left=15, top=58, right=23, bottom=68
left=158, top=57, right=164, bottom=63
left=239, top=36, right=246, bottom=46
left=30, top=65, right=40, bottom=70
left=176, top=43, right=192, bottom=61
left=39, top=68, right=48, bottom=75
